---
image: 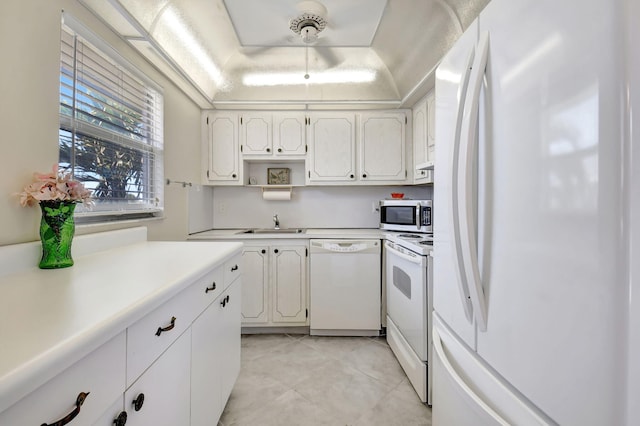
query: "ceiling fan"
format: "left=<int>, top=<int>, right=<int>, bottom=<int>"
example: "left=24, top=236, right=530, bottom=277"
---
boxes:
left=244, top=0, right=341, bottom=69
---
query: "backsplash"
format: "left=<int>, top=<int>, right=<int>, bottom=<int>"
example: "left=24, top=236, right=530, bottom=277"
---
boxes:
left=194, top=185, right=432, bottom=231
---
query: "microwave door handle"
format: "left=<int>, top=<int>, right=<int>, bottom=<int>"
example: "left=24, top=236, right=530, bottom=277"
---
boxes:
left=416, top=205, right=421, bottom=231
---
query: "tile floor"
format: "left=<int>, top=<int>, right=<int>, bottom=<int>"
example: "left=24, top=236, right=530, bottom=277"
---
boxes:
left=219, top=333, right=432, bottom=426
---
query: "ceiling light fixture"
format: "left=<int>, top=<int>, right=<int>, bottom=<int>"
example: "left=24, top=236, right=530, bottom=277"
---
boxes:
left=243, top=69, right=377, bottom=87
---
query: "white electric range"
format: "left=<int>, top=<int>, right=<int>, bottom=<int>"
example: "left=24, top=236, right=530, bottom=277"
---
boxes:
left=384, top=231, right=433, bottom=404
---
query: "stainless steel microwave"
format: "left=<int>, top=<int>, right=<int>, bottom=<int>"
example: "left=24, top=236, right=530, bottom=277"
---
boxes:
left=379, top=199, right=433, bottom=233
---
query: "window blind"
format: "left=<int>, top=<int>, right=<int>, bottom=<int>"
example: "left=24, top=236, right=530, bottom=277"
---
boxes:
left=59, top=23, right=164, bottom=218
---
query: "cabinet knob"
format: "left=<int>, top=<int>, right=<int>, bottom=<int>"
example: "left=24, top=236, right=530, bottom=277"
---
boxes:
left=278, top=148, right=282, bottom=152
left=41, top=392, right=90, bottom=426
left=155, top=316, right=176, bottom=336
left=349, top=174, right=354, bottom=179
left=274, top=249, right=279, bottom=254
left=232, top=173, right=237, bottom=178
left=362, top=173, right=367, bottom=178
left=205, top=282, right=217, bottom=293
left=132, top=393, right=145, bottom=411
left=113, top=411, right=128, bottom=426
left=266, top=148, right=271, bottom=152
left=261, top=249, right=266, bottom=254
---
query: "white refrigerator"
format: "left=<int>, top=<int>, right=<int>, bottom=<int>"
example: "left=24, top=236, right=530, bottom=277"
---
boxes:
left=432, top=0, right=640, bottom=424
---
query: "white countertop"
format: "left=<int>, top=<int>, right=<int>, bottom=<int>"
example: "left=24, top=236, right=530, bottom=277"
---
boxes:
left=188, top=228, right=387, bottom=240
left=0, top=239, right=243, bottom=413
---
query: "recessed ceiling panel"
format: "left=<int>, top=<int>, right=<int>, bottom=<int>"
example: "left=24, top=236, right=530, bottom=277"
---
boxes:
left=223, top=0, right=387, bottom=47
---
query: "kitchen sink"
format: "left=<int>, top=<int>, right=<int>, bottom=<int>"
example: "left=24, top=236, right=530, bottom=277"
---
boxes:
left=241, top=228, right=306, bottom=234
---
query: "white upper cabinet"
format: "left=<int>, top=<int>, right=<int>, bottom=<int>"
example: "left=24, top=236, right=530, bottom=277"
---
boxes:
left=202, top=109, right=417, bottom=186
left=240, top=113, right=272, bottom=156
left=412, top=91, right=435, bottom=183
left=427, top=92, right=436, bottom=164
left=358, top=111, right=408, bottom=183
left=273, top=113, right=307, bottom=156
left=202, top=111, right=242, bottom=185
left=241, top=112, right=306, bottom=158
left=306, top=112, right=357, bottom=183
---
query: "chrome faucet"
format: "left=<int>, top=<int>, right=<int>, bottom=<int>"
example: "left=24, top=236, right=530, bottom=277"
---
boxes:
left=273, top=213, right=280, bottom=230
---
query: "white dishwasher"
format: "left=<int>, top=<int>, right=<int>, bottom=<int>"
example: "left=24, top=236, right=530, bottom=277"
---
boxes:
left=309, top=239, right=381, bottom=336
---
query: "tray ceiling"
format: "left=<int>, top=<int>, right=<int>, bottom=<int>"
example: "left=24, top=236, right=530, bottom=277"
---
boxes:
left=79, top=0, right=490, bottom=109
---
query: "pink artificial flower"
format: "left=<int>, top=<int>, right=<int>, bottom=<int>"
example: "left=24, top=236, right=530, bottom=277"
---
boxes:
left=18, top=165, right=93, bottom=207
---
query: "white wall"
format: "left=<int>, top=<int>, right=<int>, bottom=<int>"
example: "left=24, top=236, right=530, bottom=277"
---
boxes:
left=209, top=185, right=432, bottom=230
left=0, top=0, right=202, bottom=245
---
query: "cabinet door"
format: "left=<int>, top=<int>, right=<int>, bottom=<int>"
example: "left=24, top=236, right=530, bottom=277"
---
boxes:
left=426, top=91, right=436, bottom=164
left=359, top=112, right=407, bottom=182
left=413, top=97, right=432, bottom=183
left=220, top=281, right=241, bottom=405
left=191, top=293, right=225, bottom=425
left=191, top=280, right=241, bottom=426
left=271, top=245, right=308, bottom=323
left=124, top=331, right=191, bottom=426
left=307, top=113, right=356, bottom=182
left=241, top=112, right=272, bottom=156
left=205, top=112, right=241, bottom=183
left=273, top=112, right=306, bottom=156
left=241, top=245, right=269, bottom=324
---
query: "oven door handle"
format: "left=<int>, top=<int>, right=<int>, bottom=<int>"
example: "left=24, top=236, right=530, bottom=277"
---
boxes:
left=385, top=241, right=423, bottom=265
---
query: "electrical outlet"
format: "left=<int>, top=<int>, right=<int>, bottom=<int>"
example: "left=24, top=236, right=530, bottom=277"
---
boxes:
left=217, top=202, right=226, bottom=214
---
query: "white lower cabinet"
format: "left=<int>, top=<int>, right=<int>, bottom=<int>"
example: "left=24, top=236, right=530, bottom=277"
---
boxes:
left=241, top=241, right=308, bottom=327
left=124, top=330, right=192, bottom=426
left=0, top=332, right=126, bottom=426
left=191, top=280, right=241, bottom=425
left=0, top=253, right=242, bottom=426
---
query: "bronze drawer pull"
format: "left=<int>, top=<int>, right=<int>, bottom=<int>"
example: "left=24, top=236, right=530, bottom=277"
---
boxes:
left=155, top=316, right=176, bottom=336
left=205, top=282, right=217, bottom=293
left=41, top=392, right=89, bottom=426
left=231, top=264, right=239, bottom=272
left=221, top=294, right=230, bottom=308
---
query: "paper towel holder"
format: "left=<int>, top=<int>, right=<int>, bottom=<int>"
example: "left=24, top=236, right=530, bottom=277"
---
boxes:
left=261, top=185, right=292, bottom=201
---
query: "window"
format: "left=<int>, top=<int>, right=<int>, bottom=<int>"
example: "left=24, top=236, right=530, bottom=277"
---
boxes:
left=59, top=19, right=164, bottom=220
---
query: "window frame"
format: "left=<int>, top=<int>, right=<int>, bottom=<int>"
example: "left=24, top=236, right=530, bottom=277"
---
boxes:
left=59, top=13, right=164, bottom=222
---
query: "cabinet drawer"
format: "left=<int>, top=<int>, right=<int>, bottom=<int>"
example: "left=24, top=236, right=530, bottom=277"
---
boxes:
left=223, top=253, right=242, bottom=288
left=126, top=283, right=200, bottom=386
left=0, top=332, right=125, bottom=426
left=192, top=265, right=224, bottom=317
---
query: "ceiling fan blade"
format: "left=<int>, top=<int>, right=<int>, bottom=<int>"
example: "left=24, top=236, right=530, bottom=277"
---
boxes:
left=312, top=45, right=341, bottom=68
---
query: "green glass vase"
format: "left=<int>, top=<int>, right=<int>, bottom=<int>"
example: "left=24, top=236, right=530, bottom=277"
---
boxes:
left=38, top=200, right=76, bottom=269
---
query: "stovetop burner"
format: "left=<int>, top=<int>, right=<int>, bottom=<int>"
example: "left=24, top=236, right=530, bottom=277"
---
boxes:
left=387, top=232, right=433, bottom=255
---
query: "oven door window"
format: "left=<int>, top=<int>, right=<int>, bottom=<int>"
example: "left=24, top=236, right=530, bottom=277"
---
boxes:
left=393, top=266, right=412, bottom=299
left=382, top=206, right=416, bottom=225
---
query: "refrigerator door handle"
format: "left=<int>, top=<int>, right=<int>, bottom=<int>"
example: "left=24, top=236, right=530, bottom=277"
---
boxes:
left=433, top=325, right=510, bottom=425
left=458, top=31, right=490, bottom=331
left=450, top=47, right=476, bottom=323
